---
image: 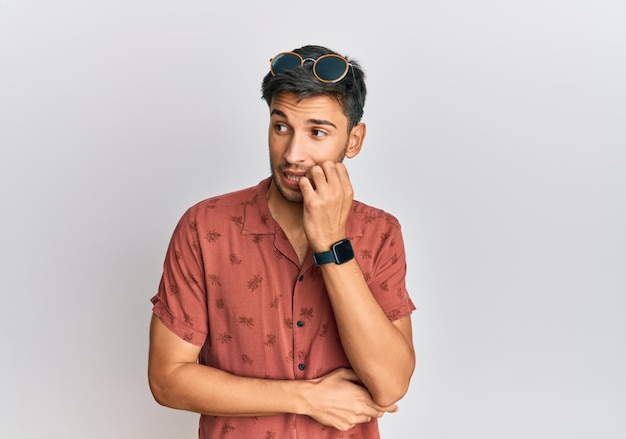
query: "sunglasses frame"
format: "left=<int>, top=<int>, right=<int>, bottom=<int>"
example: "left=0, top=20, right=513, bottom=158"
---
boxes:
left=269, top=51, right=351, bottom=84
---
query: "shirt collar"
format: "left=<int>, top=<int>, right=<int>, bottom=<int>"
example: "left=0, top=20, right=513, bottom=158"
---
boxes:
left=241, top=177, right=276, bottom=235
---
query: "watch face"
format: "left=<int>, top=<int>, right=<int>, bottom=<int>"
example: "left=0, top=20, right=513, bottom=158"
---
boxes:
left=333, top=240, right=354, bottom=263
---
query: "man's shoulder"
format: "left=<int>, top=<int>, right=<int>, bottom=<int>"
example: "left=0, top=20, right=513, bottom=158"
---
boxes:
left=351, top=199, right=401, bottom=229
left=185, top=177, right=270, bottom=215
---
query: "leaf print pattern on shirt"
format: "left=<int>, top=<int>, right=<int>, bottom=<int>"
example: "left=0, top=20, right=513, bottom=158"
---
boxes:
left=253, top=234, right=264, bottom=244
left=205, top=230, right=221, bottom=242
left=363, top=212, right=377, bottom=224
left=167, top=283, right=179, bottom=295
left=207, top=274, right=222, bottom=287
left=389, top=309, right=402, bottom=320
left=229, top=215, right=243, bottom=227
left=184, top=273, right=200, bottom=287
left=311, top=267, right=323, bottom=281
left=217, top=332, right=232, bottom=344
left=183, top=312, right=193, bottom=326
left=238, top=316, right=254, bottom=328
left=380, top=232, right=390, bottom=244
left=284, top=350, right=294, bottom=363
left=246, top=193, right=259, bottom=206
left=220, top=422, right=235, bottom=435
left=229, top=253, right=242, bottom=265
left=264, top=334, right=277, bottom=347
left=269, top=295, right=282, bottom=309
left=247, top=275, right=263, bottom=291
left=300, top=308, right=314, bottom=320
left=204, top=198, right=219, bottom=210
left=319, top=322, right=329, bottom=337
left=191, top=237, right=201, bottom=253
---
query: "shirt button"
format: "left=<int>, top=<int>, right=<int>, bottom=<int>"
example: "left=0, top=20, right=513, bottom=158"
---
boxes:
left=298, top=275, right=305, bottom=282
left=297, top=321, right=304, bottom=327
left=298, top=364, right=305, bottom=370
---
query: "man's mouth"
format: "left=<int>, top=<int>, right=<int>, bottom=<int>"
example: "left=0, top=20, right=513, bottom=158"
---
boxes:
left=285, top=174, right=303, bottom=183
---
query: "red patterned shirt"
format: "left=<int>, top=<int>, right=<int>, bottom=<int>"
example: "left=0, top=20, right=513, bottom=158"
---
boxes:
left=151, top=177, right=416, bottom=439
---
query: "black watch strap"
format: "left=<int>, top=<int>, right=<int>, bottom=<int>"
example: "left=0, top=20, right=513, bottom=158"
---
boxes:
left=312, top=239, right=354, bottom=265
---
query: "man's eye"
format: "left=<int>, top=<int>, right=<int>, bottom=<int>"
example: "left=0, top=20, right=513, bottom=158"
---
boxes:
left=311, top=129, right=326, bottom=138
left=275, top=123, right=288, bottom=133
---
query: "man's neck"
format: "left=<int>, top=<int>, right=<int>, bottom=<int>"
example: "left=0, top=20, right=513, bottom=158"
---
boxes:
left=266, top=180, right=309, bottom=264
left=266, top=180, right=304, bottom=230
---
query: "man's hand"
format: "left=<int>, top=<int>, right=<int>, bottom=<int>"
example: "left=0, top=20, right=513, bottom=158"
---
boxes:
left=299, top=161, right=354, bottom=252
left=302, top=368, right=398, bottom=431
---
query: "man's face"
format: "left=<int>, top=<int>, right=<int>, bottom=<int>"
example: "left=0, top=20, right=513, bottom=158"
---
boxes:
left=267, top=93, right=353, bottom=204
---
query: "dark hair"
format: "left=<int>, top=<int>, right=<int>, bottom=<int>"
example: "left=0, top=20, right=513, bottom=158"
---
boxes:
left=261, top=45, right=367, bottom=131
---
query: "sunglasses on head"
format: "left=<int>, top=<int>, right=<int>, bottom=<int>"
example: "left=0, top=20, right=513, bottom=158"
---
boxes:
left=269, top=51, right=352, bottom=83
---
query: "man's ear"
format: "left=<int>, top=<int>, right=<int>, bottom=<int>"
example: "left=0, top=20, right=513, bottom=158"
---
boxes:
left=345, top=122, right=366, bottom=159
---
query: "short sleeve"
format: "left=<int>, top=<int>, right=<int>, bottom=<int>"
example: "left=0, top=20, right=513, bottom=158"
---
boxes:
left=367, top=224, right=416, bottom=321
left=151, top=209, right=208, bottom=346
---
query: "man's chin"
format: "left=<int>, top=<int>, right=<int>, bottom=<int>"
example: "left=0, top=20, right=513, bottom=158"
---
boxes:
left=273, top=180, right=304, bottom=204
left=280, top=189, right=304, bottom=204
left=285, top=196, right=304, bottom=204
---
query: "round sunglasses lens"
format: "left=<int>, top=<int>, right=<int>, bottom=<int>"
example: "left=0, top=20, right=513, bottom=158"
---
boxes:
left=314, top=56, right=348, bottom=82
left=272, top=53, right=302, bottom=75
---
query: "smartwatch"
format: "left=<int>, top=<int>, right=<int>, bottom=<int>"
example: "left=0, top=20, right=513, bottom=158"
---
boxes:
left=312, top=239, right=354, bottom=265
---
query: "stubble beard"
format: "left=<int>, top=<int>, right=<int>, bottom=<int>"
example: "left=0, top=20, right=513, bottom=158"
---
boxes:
left=270, top=161, right=306, bottom=204
left=269, top=146, right=348, bottom=205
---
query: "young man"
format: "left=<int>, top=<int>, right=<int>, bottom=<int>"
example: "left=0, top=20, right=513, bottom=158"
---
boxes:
left=148, top=44, right=416, bottom=438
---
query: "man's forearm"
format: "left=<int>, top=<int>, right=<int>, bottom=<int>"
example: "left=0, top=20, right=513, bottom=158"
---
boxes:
left=150, top=361, right=305, bottom=417
left=149, top=359, right=397, bottom=431
left=320, top=259, right=416, bottom=407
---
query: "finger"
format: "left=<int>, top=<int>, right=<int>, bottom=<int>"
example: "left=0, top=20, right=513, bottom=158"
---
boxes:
left=298, top=175, right=315, bottom=198
left=333, top=161, right=348, bottom=178
left=334, top=162, right=352, bottom=188
left=305, top=165, right=327, bottom=188
left=379, top=403, right=399, bottom=413
left=364, top=400, right=398, bottom=414
left=320, top=161, right=353, bottom=202
left=318, top=161, right=340, bottom=185
left=360, top=406, right=387, bottom=420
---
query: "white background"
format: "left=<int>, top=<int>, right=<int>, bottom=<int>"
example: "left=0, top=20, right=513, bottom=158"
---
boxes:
left=1, top=1, right=625, bottom=438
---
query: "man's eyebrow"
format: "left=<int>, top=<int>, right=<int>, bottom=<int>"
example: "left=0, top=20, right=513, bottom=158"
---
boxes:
left=309, top=119, right=337, bottom=129
left=270, top=109, right=287, bottom=118
left=270, top=109, right=337, bottom=129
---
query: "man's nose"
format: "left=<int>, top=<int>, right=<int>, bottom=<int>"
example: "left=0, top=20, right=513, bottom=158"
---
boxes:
left=283, top=132, right=307, bottom=164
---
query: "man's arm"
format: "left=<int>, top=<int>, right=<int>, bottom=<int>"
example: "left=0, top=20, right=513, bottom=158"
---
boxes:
left=299, top=161, right=416, bottom=407
left=320, top=262, right=415, bottom=407
left=148, top=314, right=397, bottom=431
